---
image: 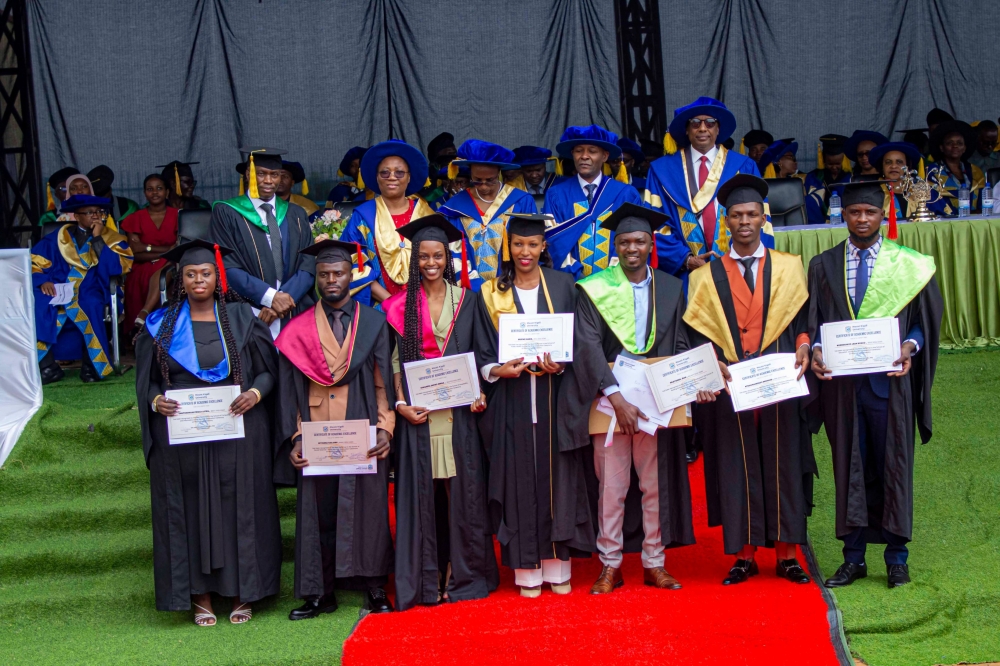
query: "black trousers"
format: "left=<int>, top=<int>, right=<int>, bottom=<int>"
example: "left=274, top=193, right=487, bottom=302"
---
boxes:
left=313, top=476, right=388, bottom=596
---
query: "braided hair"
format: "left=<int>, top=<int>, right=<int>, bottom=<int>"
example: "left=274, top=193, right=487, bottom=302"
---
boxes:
left=153, top=265, right=245, bottom=388
left=400, top=241, right=460, bottom=363
left=496, top=234, right=553, bottom=293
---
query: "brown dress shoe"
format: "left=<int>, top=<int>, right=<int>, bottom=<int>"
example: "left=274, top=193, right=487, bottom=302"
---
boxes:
left=643, top=566, right=682, bottom=590
left=590, top=565, right=623, bottom=594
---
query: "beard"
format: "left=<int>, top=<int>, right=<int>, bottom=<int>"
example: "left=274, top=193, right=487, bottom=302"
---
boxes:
left=321, top=291, right=345, bottom=304
left=849, top=228, right=881, bottom=245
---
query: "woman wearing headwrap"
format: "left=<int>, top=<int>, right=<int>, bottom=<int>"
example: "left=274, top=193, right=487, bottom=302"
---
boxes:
left=383, top=214, right=496, bottom=610
left=135, top=240, right=282, bottom=626
left=925, top=120, right=986, bottom=215
left=340, top=140, right=436, bottom=305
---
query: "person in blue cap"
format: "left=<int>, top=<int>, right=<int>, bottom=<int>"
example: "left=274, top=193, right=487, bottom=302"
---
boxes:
left=32, top=194, right=133, bottom=384
left=608, top=137, right=647, bottom=191
left=339, top=139, right=436, bottom=304
left=845, top=131, right=889, bottom=182
left=278, top=161, right=319, bottom=216
left=438, top=139, right=538, bottom=289
left=327, top=146, right=370, bottom=204
left=644, top=96, right=765, bottom=276
left=760, top=139, right=803, bottom=181
left=869, top=141, right=923, bottom=219
left=542, top=125, right=644, bottom=279
left=925, top=120, right=986, bottom=216
left=512, top=146, right=558, bottom=195
left=805, top=134, right=853, bottom=224
left=428, top=164, right=470, bottom=210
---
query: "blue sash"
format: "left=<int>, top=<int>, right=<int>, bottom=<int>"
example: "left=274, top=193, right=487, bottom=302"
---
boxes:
left=146, top=301, right=231, bottom=383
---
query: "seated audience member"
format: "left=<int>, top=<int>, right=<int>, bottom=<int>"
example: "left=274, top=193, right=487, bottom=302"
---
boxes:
left=427, top=132, right=458, bottom=173
left=327, top=146, right=369, bottom=203
left=805, top=135, right=852, bottom=224
left=899, top=129, right=929, bottom=158
left=121, top=174, right=179, bottom=333
left=741, top=129, right=774, bottom=169
left=39, top=166, right=81, bottom=226
left=869, top=141, right=923, bottom=219
left=925, top=120, right=986, bottom=215
left=844, top=131, right=888, bottom=182
left=88, top=165, right=141, bottom=223
left=969, top=120, right=1000, bottom=171
left=610, top=137, right=647, bottom=191
left=157, top=161, right=211, bottom=210
left=278, top=161, right=319, bottom=216
left=32, top=194, right=133, bottom=384
left=512, top=146, right=557, bottom=195
left=926, top=108, right=953, bottom=134
left=760, top=139, right=802, bottom=180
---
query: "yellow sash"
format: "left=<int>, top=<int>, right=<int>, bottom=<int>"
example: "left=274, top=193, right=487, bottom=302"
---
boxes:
left=681, top=146, right=729, bottom=214
left=480, top=270, right=555, bottom=330
left=373, top=196, right=436, bottom=286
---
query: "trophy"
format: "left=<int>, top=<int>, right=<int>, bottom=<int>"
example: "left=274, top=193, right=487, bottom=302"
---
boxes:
left=896, top=168, right=946, bottom=222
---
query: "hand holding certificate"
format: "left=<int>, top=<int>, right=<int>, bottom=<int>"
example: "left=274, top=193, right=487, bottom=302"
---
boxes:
left=300, top=420, right=378, bottom=476
left=644, top=343, right=726, bottom=413
left=497, top=313, right=574, bottom=364
left=165, top=385, right=245, bottom=445
left=820, top=317, right=901, bottom=376
left=403, top=352, right=481, bottom=410
left=726, top=353, right=809, bottom=412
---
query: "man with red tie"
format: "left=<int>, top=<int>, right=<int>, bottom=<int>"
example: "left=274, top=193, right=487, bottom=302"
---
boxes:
left=643, top=97, right=766, bottom=277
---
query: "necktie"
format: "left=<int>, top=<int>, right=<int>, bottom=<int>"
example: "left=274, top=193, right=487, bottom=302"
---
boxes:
left=585, top=183, right=596, bottom=208
left=699, top=156, right=716, bottom=252
left=330, top=310, right=346, bottom=345
left=854, top=248, right=869, bottom=315
left=259, top=202, right=283, bottom=281
left=740, top=257, right=756, bottom=294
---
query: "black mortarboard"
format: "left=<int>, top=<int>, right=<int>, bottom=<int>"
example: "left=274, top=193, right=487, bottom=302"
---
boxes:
left=87, top=165, right=115, bottom=197
left=239, top=146, right=286, bottom=172
left=928, top=120, right=977, bottom=161
left=156, top=161, right=200, bottom=196
left=161, top=239, right=233, bottom=268
left=427, top=132, right=456, bottom=160
left=722, top=138, right=735, bottom=150
left=926, top=108, right=954, bottom=126
left=717, top=174, right=768, bottom=209
left=641, top=139, right=663, bottom=158
left=48, top=166, right=79, bottom=188
left=600, top=202, right=667, bottom=236
left=819, top=134, right=848, bottom=156
left=282, top=160, right=306, bottom=183
left=396, top=213, right=463, bottom=246
left=506, top=213, right=552, bottom=239
left=830, top=181, right=889, bottom=209
left=300, top=238, right=360, bottom=269
left=742, top=129, right=774, bottom=148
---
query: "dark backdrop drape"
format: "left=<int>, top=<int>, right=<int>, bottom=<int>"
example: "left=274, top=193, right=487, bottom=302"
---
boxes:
left=27, top=0, right=1000, bottom=201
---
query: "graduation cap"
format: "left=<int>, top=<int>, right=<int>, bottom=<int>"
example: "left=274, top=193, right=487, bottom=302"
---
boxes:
left=60, top=194, right=111, bottom=212
left=717, top=174, right=768, bottom=209
left=760, top=139, right=798, bottom=177
left=844, top=130, right=888, bottom=163
left=817, top=134, right=850, bottom=170
left=452, top=139, right=519, bottom=174
left=507, top=213, right=552, bottom=238
left=161, top=239, right=234, bottom=293
left=928, top=120, right=977, bottom=162
left=396, top=213, right=470, bottom=288
left=722, top=138, right=735, bottom=150
left=616, top=137, right=645, bottom=164
left=155, top=161, right=200, bottom=197
left=338, top=146, right=368, bottom=176
left=511, top=145, right=552, bottom=167
left=926, top=108, right=954, bottom=127
left=427, top=132, right=456, bottom=161
left=360, top=140, right=429, bottom=196
left=556, top=126, right=621, bottom=160
left=87, top=165, right=115, bottom=197
left=829, top=180, right=899, bottom=239
left=282, top=160, right=310, bottom=196
left=239, top=147, right=287, bottom=198
left=300, top=238, right=363, bottom=272
left=741, top=129, right=774, bottom=155
left=46, top=166, right=80, bottom=210
left=665, top=97, right=737, bottom=154
left=600, top=202, right=667, bottom=269
left=868, top=142, right=924, bottom=173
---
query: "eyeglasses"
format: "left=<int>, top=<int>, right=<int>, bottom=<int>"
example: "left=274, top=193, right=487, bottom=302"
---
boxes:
left=75, top=210, right=107, bottom=218
left=378, top=169, right=409, bottom=180
left=470, top=178, right=500, bottom=187
left=687, top=118, right=718, bottom=128
left=856, top=150, right=871, bottom=157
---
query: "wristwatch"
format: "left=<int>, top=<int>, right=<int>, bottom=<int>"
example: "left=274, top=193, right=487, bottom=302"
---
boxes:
left=146, top=244, right=152, bottom=252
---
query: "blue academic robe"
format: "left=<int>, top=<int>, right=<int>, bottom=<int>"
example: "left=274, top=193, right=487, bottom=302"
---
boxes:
left=925, top=162, right=986, bottom=216
left=643, top=147, right=766, bottom=276
left=439, top=185, right=537, bottom=291
left=543, top=176, right=643, bottom=279
left=31, top=225, right=132, bottom=377
left=804, top=169, right=852, bottom=225
left=327, top=182, right=366, bottom=203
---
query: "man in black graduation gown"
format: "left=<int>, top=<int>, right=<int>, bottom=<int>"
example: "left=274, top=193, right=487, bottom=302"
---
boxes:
left=156, top=160, right=212, bottom=210
left=808, top=181, right=943, bottom=588
left=685, top=175, right=815, bottom=586
left=274, top=239, right=396, bottom=617
left=557, top=203, right=695, bottom=594
left=210, top=147, right=316, bottom=338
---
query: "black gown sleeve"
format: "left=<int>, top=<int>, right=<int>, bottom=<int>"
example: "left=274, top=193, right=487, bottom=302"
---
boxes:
left=247, top=340, right=274, bottom=397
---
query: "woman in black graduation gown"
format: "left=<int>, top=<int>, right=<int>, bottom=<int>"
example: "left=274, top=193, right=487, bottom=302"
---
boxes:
left=474, top=214, right=593, bottom=597
left=382, top=214, right=496, bottom=610
left=135, top=240, right=281, bottom=626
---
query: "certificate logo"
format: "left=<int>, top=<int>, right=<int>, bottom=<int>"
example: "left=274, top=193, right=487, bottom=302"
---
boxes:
left=618, top=360, right=624, bottom=367
left=520, top=322, right=526, bottom=328
left=188, top=394, right=194, bottom=400
left=425, top=368, right=431, bottom=375
left=322, top=426, right=330, bottom=432
left=845, top=326, right=851, bottom=333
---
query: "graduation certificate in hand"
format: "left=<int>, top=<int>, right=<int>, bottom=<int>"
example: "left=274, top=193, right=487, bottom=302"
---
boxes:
left=165, top=385, right=244, bottom=445
left=726, top=353, right=809, bottom=412
left=644, top=343, right=726, bottom=413
left=301, top=420, right=377, bottom=477
left=497, top=313, right=574, bottom=363
left=403, top=352, right=481, bottom=410
left=820, top=317, right=900, bottom=376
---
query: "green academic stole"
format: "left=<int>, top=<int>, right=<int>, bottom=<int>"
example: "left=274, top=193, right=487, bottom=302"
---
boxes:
left=215, top=195, right=288, bottom=232
left=847, top=240, right=936, bottom=319
left=577, top=264, right=656, bottom=355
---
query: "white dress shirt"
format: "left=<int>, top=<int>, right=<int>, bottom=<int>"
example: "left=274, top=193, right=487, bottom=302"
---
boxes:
left=691, top=145, right=719, bottom=235
left=577, top=173, right=603, bottom=204
left=480, top=284, right=541, bottom=423
left=728, top=242, right=766, bottom=283
left=603, top=267, right=653, bottom=397
left=249, top=195, right=282, bottom=308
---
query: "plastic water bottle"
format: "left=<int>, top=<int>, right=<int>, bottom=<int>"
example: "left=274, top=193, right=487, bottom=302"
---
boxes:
left=982, top=182, right=993, bottom=217
left=958, top=184, right=971, bottom=217
left=828, top=192, right=842, bottom=225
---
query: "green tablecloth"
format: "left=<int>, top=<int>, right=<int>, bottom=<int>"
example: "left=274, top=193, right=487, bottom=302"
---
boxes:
left=774, top=218, right=1000, bottom=348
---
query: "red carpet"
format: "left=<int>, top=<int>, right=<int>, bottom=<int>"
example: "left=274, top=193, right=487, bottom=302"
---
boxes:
left=343, top=459, right=840, bottom=665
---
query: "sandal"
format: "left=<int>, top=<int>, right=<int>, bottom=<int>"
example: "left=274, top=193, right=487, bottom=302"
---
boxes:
left=229, top=602, right=252, bottom=624
left=193, top=603, right=216, bottom=627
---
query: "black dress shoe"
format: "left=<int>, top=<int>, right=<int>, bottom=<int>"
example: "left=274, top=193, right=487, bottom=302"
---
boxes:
left=366, top=587, right=394, bottom=613
left=685, top=449, right=699, bottom=464
left=40, top=363, right=65, bottom=385
left=887, top=564, right=910, bottom=588
left=79, top=364, right=101, bottom=383
left=288, top=594, right=338, bottom=620
left=775, top=558, right=811, bottom=584
left=824, top=562, right=867, bottom=588
left=722, top=558, right=759, bottom=585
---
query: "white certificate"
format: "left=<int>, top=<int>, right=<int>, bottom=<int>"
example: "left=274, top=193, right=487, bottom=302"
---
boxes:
left=726, top=353, right=810, bottom=412
left=497, top=313, right=574, bottom=363
left=49, top=282, right=74, bottom=306
left=644, top=343, right=726, bottom=413
left=165, top=385, right=244, bottom=445
left=820, top=317, right=901, bottom=376
left=403, top=352, right=481, bottom=410
left=595, top=355, right=675, bottom=431
left=302, top=422, right=378, bottom=477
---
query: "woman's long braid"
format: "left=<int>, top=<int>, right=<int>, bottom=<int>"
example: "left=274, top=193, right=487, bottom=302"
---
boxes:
left=215, top=273, right=244, bottom=386
left=401, top=245, right=424, bottom=363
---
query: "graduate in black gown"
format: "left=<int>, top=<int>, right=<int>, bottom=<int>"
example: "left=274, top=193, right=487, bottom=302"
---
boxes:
left=685, top=175, right=815, bottom=586
left=274, top=239, right=396, bottom=619
left=135, top=240, right=281, bottom=626
left=474, top=213, right=593, bottom=598
left=383, top=214, right=497, bottom=610
left=808, top=181, right=942, bottom=589
left=557, top=204, right=695, bottom=595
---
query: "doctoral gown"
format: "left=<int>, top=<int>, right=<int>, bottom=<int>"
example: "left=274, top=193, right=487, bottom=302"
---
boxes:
left=684, top=251, right=817, bottom=554
left=474, top=267, right=594, bottom=570
left=384, top=286, right=498, bottom=610
left=557, top=266, right=696, bottom=553
left=807, top=240, right=942, bottom=542
left=804, top=169, right=852, bottom=225
left=274, top=301, right=396, bottom=598
left=136, top=301, right=282, bottom=611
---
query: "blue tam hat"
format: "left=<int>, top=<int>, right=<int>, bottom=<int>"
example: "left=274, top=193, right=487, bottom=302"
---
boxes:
left=338, top=146, right=368, bottom=175
left=667, top=96, right=737, bottom=148
left=454, top=139, right=518, bottom=170
left=511, top=145, right=552, bottom=166
left=60, top=194, right=112, bottom=212
left=556, top=125, right=621, bottom=159
left=616, top=137, right=645, bottom=163
left=868, top=142, right=923, bottom=171
left=438, top=164, right=470, bottom=179
left=360, top=140, right=428, bottom=196
left=761, top=139, right=798, bottom=165
left=844, top=131, right=888, bottom=163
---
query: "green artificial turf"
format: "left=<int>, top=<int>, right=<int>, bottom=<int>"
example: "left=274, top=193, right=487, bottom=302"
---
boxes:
left=0, top=370, right=360, bottom=666
left=809, top=348, right=1000, bottom=666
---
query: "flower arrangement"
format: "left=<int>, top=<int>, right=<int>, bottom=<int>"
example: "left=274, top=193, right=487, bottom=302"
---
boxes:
left=310, top=207, right=349, bottom=241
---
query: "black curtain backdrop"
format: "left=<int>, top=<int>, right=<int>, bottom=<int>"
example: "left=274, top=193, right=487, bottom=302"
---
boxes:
left=27, top=0, right=1000, bottom=202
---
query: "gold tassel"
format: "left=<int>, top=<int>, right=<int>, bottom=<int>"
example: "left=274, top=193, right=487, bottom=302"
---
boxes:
left=238, top=178, right=244, bottom=196
left=663, top=132, right=678, bottom=155
left=356, top=167, right=365, bottom=191
left=615, top=161, right=629, bottom=183
left=841, top=155, right=851, bottom=171
left=301, top=178, right=309, bottom=196
left=46, top=186, right=55, bottom=211
left=763, top=163, right=776, bottom=179
left=602, top=163, right=611, bottom=176
left=425, top=177, right=432, bottom=188
left=817, top=143, right=825, bottom=170
left=337, top=169, right=344, bottom=178
left=248, top=154, right=259, bottom=199
left=739, top=137, right=746, bottom=155
left=554, top=158, right=564, bottom=176
left=501, top=223, right=510, bottom=262
left=918, top=158, right=925, bottom=180
left=174, top=165, right=182, bottom=196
